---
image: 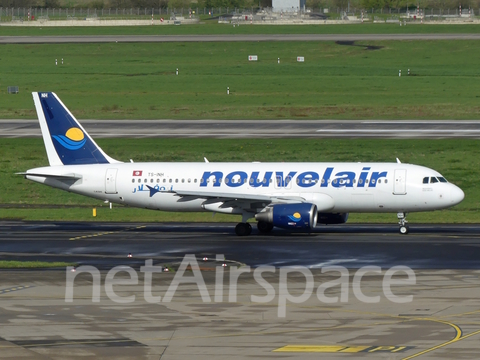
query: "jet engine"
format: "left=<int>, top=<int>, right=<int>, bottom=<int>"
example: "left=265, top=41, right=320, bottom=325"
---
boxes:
left=255, top=203, right=317, bottom=230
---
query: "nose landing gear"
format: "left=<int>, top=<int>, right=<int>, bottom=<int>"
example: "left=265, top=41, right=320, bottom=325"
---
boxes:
left=397, top=212, right=409, bottom=234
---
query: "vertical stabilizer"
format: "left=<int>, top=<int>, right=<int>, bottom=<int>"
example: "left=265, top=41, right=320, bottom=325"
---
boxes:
left=32, top=92, right=120, bottom=165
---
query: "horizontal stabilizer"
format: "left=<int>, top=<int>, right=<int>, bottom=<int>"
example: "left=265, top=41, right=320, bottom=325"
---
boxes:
left=17, top=172, right=83, bottom=180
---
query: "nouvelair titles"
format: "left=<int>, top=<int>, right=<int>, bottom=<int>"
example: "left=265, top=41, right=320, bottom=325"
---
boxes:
left=200, top=167, right=388, bottom=188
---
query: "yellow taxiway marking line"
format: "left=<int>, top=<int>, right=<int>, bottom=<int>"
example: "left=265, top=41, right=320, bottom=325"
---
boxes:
left=0, top=285, right=33, bottom=295
left=402, top=330, right=480, bottom=360
left=401, top=318, right=464, bottom=360
left=274, top=345, right=410, bottom=353
left=69, top=225, right=146, bottom=240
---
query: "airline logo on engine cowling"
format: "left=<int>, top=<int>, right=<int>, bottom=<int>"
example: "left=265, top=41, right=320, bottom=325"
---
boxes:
left=200, top=167, right=387, bottom=188
left=288, top=212, right=302, bottom=222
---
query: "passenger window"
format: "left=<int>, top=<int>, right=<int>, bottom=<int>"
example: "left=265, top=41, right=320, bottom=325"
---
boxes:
left=157, top=179, right=160, bottom=183
left=385, top=179, right=388, bottom=184
left=188, top=179, right=191, bottom=183
left=182, top=179, right=185, bottom=183
left=138, top=179, right=141, bottom=183
left=169, top=179, right=172, bottom=183
left=431, top=177, right=439, bottom=183
left=144, top=179, right=147, bottom=183
left=378, top=179, right=381, bottom=184
left=423, top=177, right=429, bottom=184
left=194, top=179, right=197, bottom=183
left=150, top=179, right=153, bottom=183
left=359, top=179, right=363, bottom=184
left=163, top=179, right=166, bottom=183
left=132, top=179, right=135, bottom=183
left=438, top=177, right=447, bottom=183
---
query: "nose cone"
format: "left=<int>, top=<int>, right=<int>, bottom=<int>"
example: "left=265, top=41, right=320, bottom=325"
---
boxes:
left=450, top=185, right=465, bottom=206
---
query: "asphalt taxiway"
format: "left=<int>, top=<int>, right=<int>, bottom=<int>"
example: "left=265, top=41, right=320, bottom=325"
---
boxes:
left=3, top=119, right=480, bottom=138
left=1, top=222, right=480, bottom=268
left=1, top=221, right=480, bottom=359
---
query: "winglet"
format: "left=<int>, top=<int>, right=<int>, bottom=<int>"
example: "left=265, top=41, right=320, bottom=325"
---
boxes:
left=32, top=92, right=121, bottom=166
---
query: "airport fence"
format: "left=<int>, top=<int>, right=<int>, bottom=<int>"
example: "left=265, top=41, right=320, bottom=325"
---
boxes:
left=0, top=6, right=477, bottom=22
left=0, top=7, right=259, bottom=21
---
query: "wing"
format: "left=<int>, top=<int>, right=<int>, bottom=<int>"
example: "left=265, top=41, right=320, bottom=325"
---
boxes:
left=170, top=190, right=335, bottom=215
left=169, top=189, right=309, bottom=216
left=173, top=189, right=306, bottom=204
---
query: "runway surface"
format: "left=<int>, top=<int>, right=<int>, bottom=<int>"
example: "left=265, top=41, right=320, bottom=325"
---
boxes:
left=3, top=34, right=480, bottom=43
left=1, top=221, right=480, bottom=359
left=3, top=119, right=480, bottom=138
left=2, top=221, right=480, bottom=268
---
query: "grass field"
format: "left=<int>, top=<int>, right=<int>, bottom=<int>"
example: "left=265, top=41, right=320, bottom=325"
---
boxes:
left=2, top=23, right=480, bottom=36
left=0, top=260, right=76, bottom=268
left=2, top=40, right=480, bottom=120
left=1, top=24, right=479, bottom=225
left=1, top=138, right=478, bottom=223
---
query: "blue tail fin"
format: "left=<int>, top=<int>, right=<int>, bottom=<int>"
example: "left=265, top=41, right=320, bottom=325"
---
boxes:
left=32, top=92, right=120, bottom=166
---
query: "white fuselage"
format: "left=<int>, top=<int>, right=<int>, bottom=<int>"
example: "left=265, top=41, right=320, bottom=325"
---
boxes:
left=26, top=162, right=465, bottom=215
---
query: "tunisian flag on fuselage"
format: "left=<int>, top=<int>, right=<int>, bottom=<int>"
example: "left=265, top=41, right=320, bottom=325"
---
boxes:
left=132, top=170, right=143, bottom=176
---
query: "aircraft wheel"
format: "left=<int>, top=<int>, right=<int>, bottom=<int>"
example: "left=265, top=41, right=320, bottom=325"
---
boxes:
left=246, top=223, right=252, bottom=235
left=399, top=225, right=409, bottom=234
left=235, top=222, right=251, bottom=236
left=257, top=221, right=274, bottom=233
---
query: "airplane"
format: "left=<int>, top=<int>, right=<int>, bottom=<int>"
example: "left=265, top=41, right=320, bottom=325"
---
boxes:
left=21, top=92, right=465, bottom=236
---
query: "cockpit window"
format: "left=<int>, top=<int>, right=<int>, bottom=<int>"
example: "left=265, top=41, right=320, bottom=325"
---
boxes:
left=423, top=176, right=448, bottom=184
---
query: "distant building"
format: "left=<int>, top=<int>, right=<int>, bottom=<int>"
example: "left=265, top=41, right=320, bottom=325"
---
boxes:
left=272, top=0, right=306, bottom=13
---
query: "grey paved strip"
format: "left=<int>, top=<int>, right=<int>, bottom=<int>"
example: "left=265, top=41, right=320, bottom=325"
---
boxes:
left=2, top=119, right=480, bottom=138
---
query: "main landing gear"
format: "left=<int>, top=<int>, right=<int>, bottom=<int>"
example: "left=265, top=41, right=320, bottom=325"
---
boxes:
left=397, top=212, right=409, bottom=234
left=257, top=221, right=274, bottom=234
left=235, top=221, right=274, bottom=236
left=235, top=222, right=252, bottom=236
